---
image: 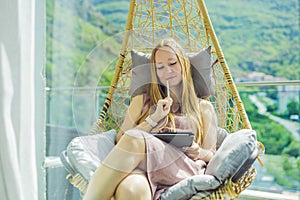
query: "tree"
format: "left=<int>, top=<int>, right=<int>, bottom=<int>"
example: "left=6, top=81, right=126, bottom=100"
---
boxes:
left=287, top=100, right=300, bottom=116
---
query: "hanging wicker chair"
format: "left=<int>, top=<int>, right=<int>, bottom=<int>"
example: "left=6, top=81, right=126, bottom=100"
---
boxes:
left=62, top=0, right=265, bottom=199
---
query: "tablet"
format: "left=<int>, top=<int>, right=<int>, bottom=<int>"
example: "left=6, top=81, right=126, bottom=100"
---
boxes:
left=151, top=132, right=194, bottom=148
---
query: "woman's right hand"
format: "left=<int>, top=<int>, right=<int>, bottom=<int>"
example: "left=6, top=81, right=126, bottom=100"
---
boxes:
left=151, top=97, right=173, bottom=122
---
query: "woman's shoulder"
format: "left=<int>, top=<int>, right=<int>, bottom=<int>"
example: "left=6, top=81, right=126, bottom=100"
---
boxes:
left=126, top=94, right=145, bottom=119
left=132, top=93, right=144, bottom=101
left=130, top=93, right=150, bottom=112
left=130, top=94, right=145, bottom=106
left=197, top=98, right=214, bottom=110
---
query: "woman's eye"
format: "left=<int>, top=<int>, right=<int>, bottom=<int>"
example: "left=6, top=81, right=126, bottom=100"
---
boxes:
left=170, top=62, right=177, bottom=66
left=156, top=65, right=164, bottom=70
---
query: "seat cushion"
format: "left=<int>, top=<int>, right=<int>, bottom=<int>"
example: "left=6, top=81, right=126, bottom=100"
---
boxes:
left=66, top=129, right=117, bottom=181
left=158, top=174, right=221, bottom=200
left=205, top=129, right=258, bottom=183
left=216, top=127, right=228, bottom=150
left=157, top=128, right=228, bottom=200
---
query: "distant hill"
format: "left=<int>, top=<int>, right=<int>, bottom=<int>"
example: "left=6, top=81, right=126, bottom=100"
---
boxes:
left=46, top=0, right=121, bottom=87
left=46, top=0, right=299, bottom=87
left=205, top=0, right=299, bottom=80
left=93, top=0, right=300, bottom=80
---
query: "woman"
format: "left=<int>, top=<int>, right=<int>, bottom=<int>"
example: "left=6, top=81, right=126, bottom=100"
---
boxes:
left=83, top=38, right=218, bottom=200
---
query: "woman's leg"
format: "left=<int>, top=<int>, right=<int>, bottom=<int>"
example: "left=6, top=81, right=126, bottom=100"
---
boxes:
left=114, top=170, right=152, bottom=200
left=83, top=131, right=146, bottom=200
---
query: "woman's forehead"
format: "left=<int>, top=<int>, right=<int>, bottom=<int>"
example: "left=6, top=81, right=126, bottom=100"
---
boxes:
left=157, top=46, right=174, bottom=54
left=155, top=46, right=177, bottom=61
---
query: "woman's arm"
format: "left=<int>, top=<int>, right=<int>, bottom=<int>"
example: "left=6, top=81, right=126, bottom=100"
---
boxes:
left=198, top=100, right=218, bottom=161
left=183, top=100, right=218, bottom=162
left=115, top=94, right=157, bottom=143
left=115, top=94, right=144, bottom=143
left=115, top=95, right=173, bottom=143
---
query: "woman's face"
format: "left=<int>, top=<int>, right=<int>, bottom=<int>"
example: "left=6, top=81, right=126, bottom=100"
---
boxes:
left=155, top=46, right=182, bottom=88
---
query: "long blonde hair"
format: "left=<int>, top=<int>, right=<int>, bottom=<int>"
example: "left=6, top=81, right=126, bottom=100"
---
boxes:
left=136, top=38, right=205, bottom=145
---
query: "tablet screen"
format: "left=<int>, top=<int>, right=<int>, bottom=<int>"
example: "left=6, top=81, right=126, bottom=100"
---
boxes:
left=151, top=132, right=194, bottom=148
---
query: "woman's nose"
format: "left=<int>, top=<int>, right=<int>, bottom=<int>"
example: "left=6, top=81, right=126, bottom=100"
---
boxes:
left=166, top=66, right=173, bottom=73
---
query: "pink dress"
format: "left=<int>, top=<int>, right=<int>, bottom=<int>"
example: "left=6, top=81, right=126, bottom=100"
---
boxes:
left=139, top=95, right=207, bottom=199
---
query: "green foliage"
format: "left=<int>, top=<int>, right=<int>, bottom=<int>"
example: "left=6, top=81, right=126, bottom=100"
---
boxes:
left=240, top=93, right=296, bottom=156
left=265, top=88, right=278, bottom=100
left=46, top=0, right=123, bottom=128
left=287, top=100, right=300, bottom=116
left=264, top=155, right=300, bottom=189
left=205, top=0, right=299, bottom=80
left=46, top=0, right=299, bottom=89
left=266, top=103, right=277, bottom=113
left=256, top=95, right=278, bottom=112
left=283, top=141, right=300, bottom=158
left=88, top=0, right=300, bottom=80
left=252, top=120, right=292, bottom=155
left=46, top=0, right=119, bottom=88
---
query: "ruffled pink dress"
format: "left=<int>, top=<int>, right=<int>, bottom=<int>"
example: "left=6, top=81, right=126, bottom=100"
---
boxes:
left=138, top=95, right=207, bottom=199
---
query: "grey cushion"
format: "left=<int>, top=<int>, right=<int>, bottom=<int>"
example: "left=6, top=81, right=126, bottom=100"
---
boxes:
left=216, top=127, right=229, bottom=150
left=158, top=129, right=257, bottom=200
left=157, top=128, right=227, bottom=200
left=158, top=175, right=221, bottom=200
left=205, top=129, right=258, bottom=183
left=66, top=129, right=117, bottom=181
left=129, top=46, right=214, bottom=98
left=231, top=146, right=258, bottom=182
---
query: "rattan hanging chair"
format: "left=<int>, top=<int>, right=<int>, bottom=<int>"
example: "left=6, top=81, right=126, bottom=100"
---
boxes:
left=62, top=0, right=265, bottom=199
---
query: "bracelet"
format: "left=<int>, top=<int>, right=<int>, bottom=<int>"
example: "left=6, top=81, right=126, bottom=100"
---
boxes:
left=145, top=115, right=158, bottom=127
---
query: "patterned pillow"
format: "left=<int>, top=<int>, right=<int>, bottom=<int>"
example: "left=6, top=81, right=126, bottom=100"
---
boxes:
left=129, top=46, right=214, bottom=98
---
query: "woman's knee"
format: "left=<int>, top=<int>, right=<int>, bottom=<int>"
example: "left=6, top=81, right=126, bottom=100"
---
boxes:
left=115, top=173, right=151, bottom=200
left=119, top=130, right=146, bottom=152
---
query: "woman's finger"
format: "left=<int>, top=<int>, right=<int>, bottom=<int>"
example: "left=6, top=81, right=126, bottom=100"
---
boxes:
left=157, top=98, right=172, bottom=111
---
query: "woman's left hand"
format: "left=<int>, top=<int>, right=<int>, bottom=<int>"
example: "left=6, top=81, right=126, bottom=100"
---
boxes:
left=182, top=141, right=200, bottom=161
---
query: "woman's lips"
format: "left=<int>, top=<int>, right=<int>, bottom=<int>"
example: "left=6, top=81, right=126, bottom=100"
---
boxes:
left=166, top=76, right=176, bottom=80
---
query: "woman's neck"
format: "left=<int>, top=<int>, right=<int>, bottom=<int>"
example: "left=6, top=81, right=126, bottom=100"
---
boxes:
left=170, top=85, right=182, bottom=104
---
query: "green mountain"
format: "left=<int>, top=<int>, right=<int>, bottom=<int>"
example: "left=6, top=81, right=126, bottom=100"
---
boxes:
left=46, top=0, right=299, bottom=88
left=92, top=0, right=299, bottom=80
left=205, top=0, right=299, bottom=80
left=46, top=0, right=121, bottom=88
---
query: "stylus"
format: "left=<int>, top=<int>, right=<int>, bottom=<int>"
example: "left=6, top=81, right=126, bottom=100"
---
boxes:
left=167, top=80, right=170, bottom=97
